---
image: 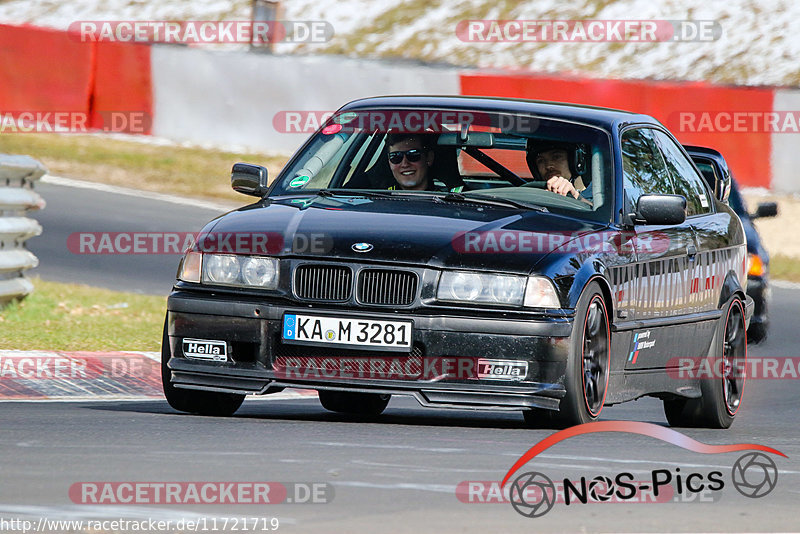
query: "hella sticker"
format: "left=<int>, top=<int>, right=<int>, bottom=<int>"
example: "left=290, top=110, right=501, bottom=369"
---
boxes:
left=477, top=359, right=528, bottom=381
left=183, top=338, right=227, bottom=362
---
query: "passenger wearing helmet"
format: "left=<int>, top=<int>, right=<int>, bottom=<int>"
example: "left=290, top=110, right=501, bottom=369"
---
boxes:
left=526, top=140, right=592, bottom=205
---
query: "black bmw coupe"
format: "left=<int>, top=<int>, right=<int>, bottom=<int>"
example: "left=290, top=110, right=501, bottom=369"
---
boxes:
left=162, top=96, right=752, bottom=428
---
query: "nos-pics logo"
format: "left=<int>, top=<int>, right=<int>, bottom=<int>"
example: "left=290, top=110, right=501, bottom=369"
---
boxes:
left=503, top=421, right=783, bottom=518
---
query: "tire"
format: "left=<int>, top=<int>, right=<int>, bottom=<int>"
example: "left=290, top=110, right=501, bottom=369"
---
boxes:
left=160, top=319, right=245, bottom=417
left=663, top=297, right=746, bottom=429
left=746, top=321, right=767, bottom=345
left=318, top=390, right=390, bottom=416
left=663, top=397, right=693, bottom=427
left=554, top=282, right=611, bottom=426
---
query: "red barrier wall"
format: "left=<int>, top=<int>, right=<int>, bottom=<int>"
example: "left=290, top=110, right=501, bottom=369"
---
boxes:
left=91, top=41, right=153, bottom=134
left=461, top=73, right=773, bottom=187
left=0, top=24, right=93, bottom=113
left=0, top=24, right=152, bottom=134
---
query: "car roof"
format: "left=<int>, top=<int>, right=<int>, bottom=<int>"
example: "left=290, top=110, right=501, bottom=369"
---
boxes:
left=684, top=144, right=731, bottom=174
left=684, top=144, right=725, bottom=159
left=338, top=95, right=660, bottom=130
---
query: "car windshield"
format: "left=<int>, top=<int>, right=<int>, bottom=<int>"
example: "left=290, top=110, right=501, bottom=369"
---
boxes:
left=269, top=107, right=614, bottom=222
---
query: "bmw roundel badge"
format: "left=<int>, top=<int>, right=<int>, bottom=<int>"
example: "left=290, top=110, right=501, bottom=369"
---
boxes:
left=352, top=242, right=374, bottom=253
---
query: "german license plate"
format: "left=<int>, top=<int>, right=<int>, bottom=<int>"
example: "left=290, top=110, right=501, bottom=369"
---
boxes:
left=282, top=314, right=412, bottom=349
left=183, top=338, right=227, bottom=361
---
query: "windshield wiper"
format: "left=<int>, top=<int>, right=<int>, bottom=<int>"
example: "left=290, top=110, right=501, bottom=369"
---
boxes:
left=438, top=192, right=548, bottom=212
left=316, top=189, right=396, bottom=198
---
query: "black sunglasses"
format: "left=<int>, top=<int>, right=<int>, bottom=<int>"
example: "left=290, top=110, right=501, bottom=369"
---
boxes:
left=388, top=149, right=424, bottom=164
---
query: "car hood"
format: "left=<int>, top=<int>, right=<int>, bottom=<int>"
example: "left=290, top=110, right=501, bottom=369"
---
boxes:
left=204, top=195, right=607, bottom=274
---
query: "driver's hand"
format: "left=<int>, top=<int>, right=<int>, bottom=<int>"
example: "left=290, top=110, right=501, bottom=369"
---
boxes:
left=546, top=176, right=580, bottom=199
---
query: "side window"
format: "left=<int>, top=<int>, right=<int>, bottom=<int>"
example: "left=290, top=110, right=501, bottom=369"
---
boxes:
left=652, top=130, right=712, bottom=216
left=690, top=156, right=717, bottom=193
left=620, top=128, right=673, bottom=216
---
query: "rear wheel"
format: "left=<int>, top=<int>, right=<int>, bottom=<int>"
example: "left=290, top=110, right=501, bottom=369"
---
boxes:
left=318, top=390, right=390, bottom=416
left=663, top=297, right=746, bottom=428
left=554, top=282, right=611, bottom=426
left=161, top=319, right=245, bottom=416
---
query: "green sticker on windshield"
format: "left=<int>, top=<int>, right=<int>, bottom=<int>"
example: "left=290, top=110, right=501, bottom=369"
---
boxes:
left=289, top=175, right=311, bottom=188
left=334, top=112, right=358, bottom=124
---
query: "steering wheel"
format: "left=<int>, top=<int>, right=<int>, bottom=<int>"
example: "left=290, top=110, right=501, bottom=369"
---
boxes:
left=520, top=180, right=548, bottom=188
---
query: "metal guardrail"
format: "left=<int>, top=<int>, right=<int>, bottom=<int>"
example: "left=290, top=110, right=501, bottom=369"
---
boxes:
left=0, top=154, right=46, bottom=306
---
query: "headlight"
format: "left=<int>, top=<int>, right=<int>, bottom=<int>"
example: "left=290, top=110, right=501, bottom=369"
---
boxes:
left=241, top=256, right=279, bottom=287
left=437, top=272, right=526, bottom=306
left=523, top=276, right=560, bottom=308
left=203, top=254, right=240, bottom=285
left=200, top=254, right=279, bottom=289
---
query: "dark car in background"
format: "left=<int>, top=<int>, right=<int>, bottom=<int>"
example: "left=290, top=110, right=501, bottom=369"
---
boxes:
left=162, top=96, right=752, bottom=428
left=686, top=146, right=778, bottom=343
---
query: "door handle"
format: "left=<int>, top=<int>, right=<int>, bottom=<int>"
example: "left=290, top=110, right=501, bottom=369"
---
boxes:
left=686, top=245, right=697, bottom=260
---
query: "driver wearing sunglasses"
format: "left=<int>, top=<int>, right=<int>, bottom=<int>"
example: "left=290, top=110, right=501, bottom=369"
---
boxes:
left=385, top=134, right=439, bottom=191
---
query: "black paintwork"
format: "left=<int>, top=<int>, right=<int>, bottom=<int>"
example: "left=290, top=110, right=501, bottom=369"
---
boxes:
left=165, top=96, right=751, bottom=413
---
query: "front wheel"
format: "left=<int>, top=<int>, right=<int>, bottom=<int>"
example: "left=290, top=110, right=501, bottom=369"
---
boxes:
left=161, top=319, right=245, bottom=416
left=555, top=282, right=611, bottom=426
left=318, top=390, right=390, bottom=416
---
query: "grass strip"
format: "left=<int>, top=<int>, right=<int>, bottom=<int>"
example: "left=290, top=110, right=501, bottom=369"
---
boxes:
left=0, top=278, right=166, bottom=351
left=769, top=254, right=800, bottom=283
left=1, top=133, right=288, bottom=202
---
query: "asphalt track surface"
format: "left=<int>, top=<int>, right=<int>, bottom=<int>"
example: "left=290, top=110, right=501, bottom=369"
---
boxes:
left=5, top=179, right=800, bottom=532
left=27, top=178, right=234, bottom=295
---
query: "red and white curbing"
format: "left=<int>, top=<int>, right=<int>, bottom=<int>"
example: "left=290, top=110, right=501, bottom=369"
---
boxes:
left=0, top=351, right=316, bottom=401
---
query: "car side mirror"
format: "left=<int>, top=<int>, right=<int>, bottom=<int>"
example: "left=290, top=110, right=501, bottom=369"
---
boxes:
left=231, top=163, right=269, bottom=197
left=752, top=202, right=778, bottom=219
left=633, top=194, right=687, bottom=225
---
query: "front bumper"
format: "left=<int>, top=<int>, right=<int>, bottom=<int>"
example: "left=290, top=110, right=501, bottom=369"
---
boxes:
left=746, top=275, right=768, bottom=327
left=165, top=290, right=574, bottom=411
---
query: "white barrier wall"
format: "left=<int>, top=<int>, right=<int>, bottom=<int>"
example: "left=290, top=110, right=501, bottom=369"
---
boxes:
left=770, top=89, right=800, bottom=194
left=148, top=43, right=800, bottom=194
left=0, top=155, right=45, bottom=305
left=151, top=46, right=462, bottom=154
